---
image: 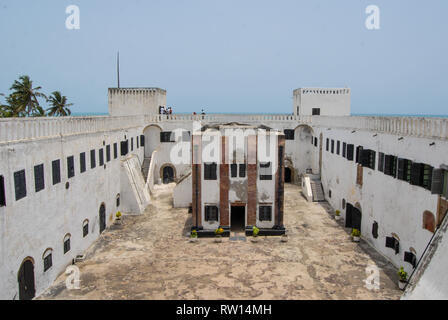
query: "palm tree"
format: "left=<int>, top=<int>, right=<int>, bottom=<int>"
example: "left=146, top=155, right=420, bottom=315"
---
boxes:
left=46, top=91, right=73, bottom=116
left=9, top=75, right=47, bottom=117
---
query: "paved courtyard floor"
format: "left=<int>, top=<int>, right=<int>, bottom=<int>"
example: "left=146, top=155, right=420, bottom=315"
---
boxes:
left=39, top=183, right=402, bottom=300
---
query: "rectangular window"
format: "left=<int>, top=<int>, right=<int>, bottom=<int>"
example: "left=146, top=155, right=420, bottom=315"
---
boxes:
left=131, top=138, right=134, bottom=151
left=384, top=155, right=397, bottom=177
left=326, top=138, right=329, bottom=152
left=314, top=137, right=317, bottom=147
left=397, top=159, right=411, bottom=181
left=67, top=156, right=75, bottom=178
left=52, top=160, right=61, bottom=185
left=120, top=140, right=129, bottom=156
left=205, top=205, right=219, bottom=222
left=410, top=162, right=424, bottom=186
left=113, top=143, right=118, bottom=159
left=90, top=150, right=96, bottom=168
left=284, top=129, right=294, bottom=140
left=80, top=152, right=86, bottom=173
left=356, top=146, right=363, bottom=163
left=140, top=135, right=145, bottom=147
left=43, top=253, right=52, bottom=272
left=137, top=137, right=139, bottom=149
left=99, top=148, right=104, bottom=166
left=342, top=142, right=347, bottom=158
left=34, top=164, right=45, bottom=192
left=230, top=164, right=238, bottom=178
left=204, top=163, right=217, bottom=180
left=0, top=175, right=6, bottom=207
left=63, top=238, right=70, bottom=254
left=331, top=140, right=334, bottom=153
left=106, top=145, right=111, bottom=162
left=346, top=144, right=354, bottom=161
left=336, top=141, right=340, bottom=155
left=311, top=136, right=314, bottom=145
left=259, top=162, right=272, bottom=180
left=378, top=153, right=385, bottom=172
left=423, top=164, right=433, bottom=191
left=259, top=205, right=272, bottom=221
left=160, top=132, right=175, bottom=143
left=239, top=164, right=246, bottom=178
left=360, top=149, right=376, bottom=170
left=442, top=171, right=448, bottom=199
left=14, top=170, right=27, bottom=201
left=312, top=108, right=320, bottom=115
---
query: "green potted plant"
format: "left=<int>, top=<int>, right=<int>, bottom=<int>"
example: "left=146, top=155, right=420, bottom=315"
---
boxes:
left=398, top=267, right=408, bottom=290
left=351, top=228, right=361, bottom=242
left=189, top=229, right=198, bottom=243
left=335, top=210, right=341, bottom=221
left=251, top=226, right=260, bottom=243
left=214, top=227, right=224, bottom=243
left=114, top=211, right=122, bottom=225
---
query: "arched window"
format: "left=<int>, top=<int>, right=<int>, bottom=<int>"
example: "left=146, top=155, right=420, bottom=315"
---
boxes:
left=82, top=219, right=89, bottom=237
left=423, top=211, right=435, bottom=233
left=42, top=248, right=53, bottom=272
left=63, top=234, right=71, bottom=254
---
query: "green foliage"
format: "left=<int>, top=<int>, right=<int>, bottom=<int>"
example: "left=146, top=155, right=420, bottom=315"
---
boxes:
left=116, top=211, right=122, bottom=218
left=252, top=226, right=260, bottom=237
left=335, top=210, right=341, bottom=216
left=0, top=76, right=73, bottom=118
left=398, top=267, right=408, bottom=281
left=351, top=228, right=361, bottom=237
left=214, top=227, right=224, bottom=235
left=191, top=230, right=198, bottom=238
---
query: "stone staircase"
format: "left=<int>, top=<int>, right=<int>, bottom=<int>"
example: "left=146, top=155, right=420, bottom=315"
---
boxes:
left=142, top=157, right=151, bottom=181
left=310, top=180, right=325, bottom=202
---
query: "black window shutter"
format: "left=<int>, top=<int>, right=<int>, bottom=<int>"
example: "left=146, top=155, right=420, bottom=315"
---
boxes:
left=0, top=175, right=6, bottom=207
left=120, top=140, right=129, bottom=156
left=346, top=144, right=354, bottom=161
left=372, top=221, right=378, bottom=239
left=239, top=164, right=246, bottom=178
left=431, top=169, right=443, bottom=194
left=342, top=142, right=346, bottom=158
left=326, top=139, right=329, bottom=151
left=34, top=164, right=45, bottom=192
left=410, top=163, right=423, bottom=186
left=114, top=143, right=118, bottom=159
left=140, top=135, right=145, bottom=147
left=385, top=236, right=395, bottom=248
left=404, top=251, right=417, bottom=268
left=80, top=152, right=86, bottom=173
left=384, top=155, right=391, bottom=175
left=397, top=159, right=406, bottom=180
left=67, top=156, right=75, bottom=178
left=378, top=153, right=385, bottom=172
left=230, top=164, right=237, bottom=177
left=106, top=145, right=111, bottom=162
left=360, top=150, right=370, bottom=167
left=52, top=160, right=61, bottom=184
left=356, top=146, right=363, bottom=163
left=14, top=170, right=27, bottom=201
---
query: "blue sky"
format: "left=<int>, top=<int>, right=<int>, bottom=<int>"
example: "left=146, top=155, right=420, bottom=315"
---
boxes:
left=0, top=0, right=447, bottom=115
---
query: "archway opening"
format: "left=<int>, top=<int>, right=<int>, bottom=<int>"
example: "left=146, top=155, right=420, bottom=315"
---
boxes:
left=18, top=258, right=35, bottom=300
left=162, top=166, right=175, bottom=184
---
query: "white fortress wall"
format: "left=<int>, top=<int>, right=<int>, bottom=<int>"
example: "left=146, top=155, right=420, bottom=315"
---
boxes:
left=0, top=121, right=145, bottom=299
left=318, top=127, right=447, bottom=278
left=108, top=88, right=167, bottom=117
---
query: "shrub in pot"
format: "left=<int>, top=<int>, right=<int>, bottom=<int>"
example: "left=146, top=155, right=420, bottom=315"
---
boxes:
left=398, top=267, right=408, bottom=290
left=351, top=228, right=361, bottom=242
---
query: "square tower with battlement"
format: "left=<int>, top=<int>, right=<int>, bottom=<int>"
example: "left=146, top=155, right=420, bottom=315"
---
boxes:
left=293, top=87, right=350, bottom=117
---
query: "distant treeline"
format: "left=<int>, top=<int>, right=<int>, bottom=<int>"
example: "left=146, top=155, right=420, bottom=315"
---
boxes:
left=0, top=75, right=73, bottom=118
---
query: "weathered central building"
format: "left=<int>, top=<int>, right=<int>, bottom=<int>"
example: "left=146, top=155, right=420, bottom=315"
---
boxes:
left=191, top=124, right=286, bottom=236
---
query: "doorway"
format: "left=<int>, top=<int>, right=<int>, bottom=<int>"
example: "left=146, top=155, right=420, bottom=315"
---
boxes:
left=99, top=204, right=106, bottom=234
left=231, top=205, right=246, bottom=232
left=162, top=166, right=174, bottom=184
left=285, top=167, right=292, bottom=183
left=18, top=258, right=35, bottom=300
left=345, top=203, right=353, bottom=228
